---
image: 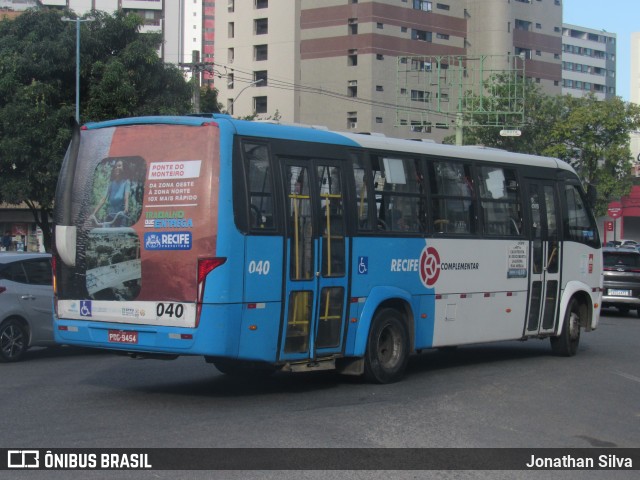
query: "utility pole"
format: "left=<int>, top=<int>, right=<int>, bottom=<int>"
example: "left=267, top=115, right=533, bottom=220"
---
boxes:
left=61, top=16, right=96, bottom=123
left=179, top=50, right=210, bottom=113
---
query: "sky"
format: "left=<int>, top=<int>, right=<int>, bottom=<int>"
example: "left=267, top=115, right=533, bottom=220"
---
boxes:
left=563, top=0, right=637, bottom=101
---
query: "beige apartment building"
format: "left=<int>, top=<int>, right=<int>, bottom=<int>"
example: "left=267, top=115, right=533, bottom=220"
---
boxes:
left=215, top=0, right=563, bottom=140
left=561, top=24, right=616, bottom=100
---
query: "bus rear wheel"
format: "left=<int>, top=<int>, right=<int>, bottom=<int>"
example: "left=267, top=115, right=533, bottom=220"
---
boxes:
left=364, top=308, right=409, bottom=384
left=550, top=298, right=581, bottom=357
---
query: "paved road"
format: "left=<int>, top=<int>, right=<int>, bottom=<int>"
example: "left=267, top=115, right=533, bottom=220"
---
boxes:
left=2, top=311, right=638, bottom=479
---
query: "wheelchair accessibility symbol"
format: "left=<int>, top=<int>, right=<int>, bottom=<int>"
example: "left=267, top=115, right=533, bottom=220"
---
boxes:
left=80, top=300, right=92, bottom=317
left=358, top=256, right=368, bottom=275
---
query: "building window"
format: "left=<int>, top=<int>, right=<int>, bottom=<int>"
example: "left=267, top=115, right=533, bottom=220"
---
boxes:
left=228, top=0, right=234, bottom=12
left=254, top=96, right=267, bottom=114
left=411, top=59, right=432, bottom=71
left=255, top=0, right=268, bottom=8
left=348, top=80, right=357, bottom=98
left=401, top=26, right=407, bottom=33
left=376, top=85, right=384, bottom=92
left=348, top=18, right=358, bottom=35
left=411, top=90, right=430, bottom=102
left=412, top=29, right=432, bottom=42
left=413, top=0, right=432, bottom=12
left=376, top=117, right=383, bottom=124
left=436, top=3, right=450, bottom=10
left=348, top=49, right=358, bottom=66
left=347, top=113, right=357, bottom=130
left=377, top=23, right=384, bottom=29
left=228, top=48, right=234, bottom=64
left=514, top=19, right=531, bottom=31
left=515, top=47, right=532, bottom=59
left=228, top=22, right=234, bottom=38
left=254, top=44, right=268, bottom=61
left=436, top=33, right=449, bottom=40
left=376, top=54, right=384, bottom=60
left=255, top=18, right=268, bottom=35
left=254, top=70, right=268, bottom=86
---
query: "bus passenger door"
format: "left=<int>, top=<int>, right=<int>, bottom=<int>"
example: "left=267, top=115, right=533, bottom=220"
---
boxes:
left=280, top=160, right=349, bottom=363
left=524, top=180, right=561, bottom=336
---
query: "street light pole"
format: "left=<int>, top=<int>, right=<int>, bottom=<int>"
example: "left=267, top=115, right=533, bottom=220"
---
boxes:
left=230, top=79, right=264, bottom=116
left=62, top=16, right=95, bottom=123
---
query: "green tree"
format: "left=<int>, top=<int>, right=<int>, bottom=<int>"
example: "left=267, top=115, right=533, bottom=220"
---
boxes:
left=449, top=75, right=563, bottom=155
left=83, top=11, right=191, bottom=120
left=451, top=75, right=640, bottom=216
left=543, top=95, right=640, bottom=215
left=198, top=85, right=222, bottom=114
left=0, top=8, right=192, bottom=251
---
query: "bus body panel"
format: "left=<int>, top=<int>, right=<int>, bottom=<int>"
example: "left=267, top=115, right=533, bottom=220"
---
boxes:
left=558, top=280, right=601, bottom=332
left=54, top=122, right=220, bottom=327
left=351, top=285, right=414, bottom=357
left=55, top=303, right=243, bottom=356
left=52, top=115, right=602, bottom=380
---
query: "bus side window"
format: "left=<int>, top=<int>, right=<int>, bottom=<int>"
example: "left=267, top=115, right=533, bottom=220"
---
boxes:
left=478, top=166, right=523, bottom=237
left=429, top=161, right=475, bottom=234
left=242, top=142, right=275, bottom=230
left=352, top=156, right=371, bottom=230
left=371, top=155, right=425, bottom=234
left=563, top=183, right=599, bottom=247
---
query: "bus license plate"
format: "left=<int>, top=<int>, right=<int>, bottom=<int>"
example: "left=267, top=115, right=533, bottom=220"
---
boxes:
left=608, top=289, right=631, bottom=297
left=108, top=330, right=138, bottom=344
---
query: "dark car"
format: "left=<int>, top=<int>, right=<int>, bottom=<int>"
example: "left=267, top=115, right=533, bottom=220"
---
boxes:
left=0, top=253, right=54, bottom=361
left=602, top=247, right=640, bottom=317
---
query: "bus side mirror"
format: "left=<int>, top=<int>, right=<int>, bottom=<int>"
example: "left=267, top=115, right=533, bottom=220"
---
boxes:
left=586, top=184, right=597, bottom=209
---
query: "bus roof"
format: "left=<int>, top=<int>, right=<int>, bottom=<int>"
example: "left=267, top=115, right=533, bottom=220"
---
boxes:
left=82, top=114, right=571, bottom=173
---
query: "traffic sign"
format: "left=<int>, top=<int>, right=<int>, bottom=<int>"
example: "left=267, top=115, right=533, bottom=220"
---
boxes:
left=499, top=129, right=521, bottom=137
left=608, top=201, right=623, bottom=219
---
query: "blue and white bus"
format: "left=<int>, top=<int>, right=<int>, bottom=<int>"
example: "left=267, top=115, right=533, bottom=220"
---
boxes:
left=53, top=115, right=602, bottom=383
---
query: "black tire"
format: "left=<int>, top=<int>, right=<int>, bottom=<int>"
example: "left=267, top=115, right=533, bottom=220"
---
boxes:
left=636, top=308, right=640, bottom=319
left=0, top=318, right=29, bottom=362
left=618, top=305, right=630, bottom=316
left=550, top=298, right=581, bottom=357
left=364, top=308, right=409, bottom=384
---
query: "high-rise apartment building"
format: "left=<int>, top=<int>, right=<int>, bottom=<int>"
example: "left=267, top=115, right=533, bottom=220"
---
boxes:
left=40, top=0, right=202, bottom=71
left=561, top=24, right=616, bottom=100
left=216, top=0, right=563, bottom=139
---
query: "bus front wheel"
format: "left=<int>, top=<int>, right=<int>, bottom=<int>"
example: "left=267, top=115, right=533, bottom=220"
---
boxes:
left=550, top=298, right=581, bottom=357
left=364, top=308, right=409, bottom=384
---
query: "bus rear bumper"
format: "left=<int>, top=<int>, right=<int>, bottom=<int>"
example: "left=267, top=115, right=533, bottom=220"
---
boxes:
left=53, top=302, right=280, bottom=362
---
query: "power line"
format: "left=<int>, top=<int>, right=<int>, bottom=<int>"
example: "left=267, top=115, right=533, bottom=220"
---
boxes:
left=209, top=61, right=459, bottom=121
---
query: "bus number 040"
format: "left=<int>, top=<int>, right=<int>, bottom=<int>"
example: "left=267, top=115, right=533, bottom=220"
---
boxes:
left=156, top=303, right=184, bottom=318
left=248, top=260, right=270, bottom=275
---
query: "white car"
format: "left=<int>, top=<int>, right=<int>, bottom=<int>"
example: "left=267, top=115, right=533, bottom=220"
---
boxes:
left=0, top=253, right=54, bottom=362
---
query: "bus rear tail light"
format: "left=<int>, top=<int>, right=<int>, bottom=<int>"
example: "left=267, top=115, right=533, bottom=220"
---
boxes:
left=196, top=257, right=227, bottom=326
left=52, top=255, right=58, bottom=317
